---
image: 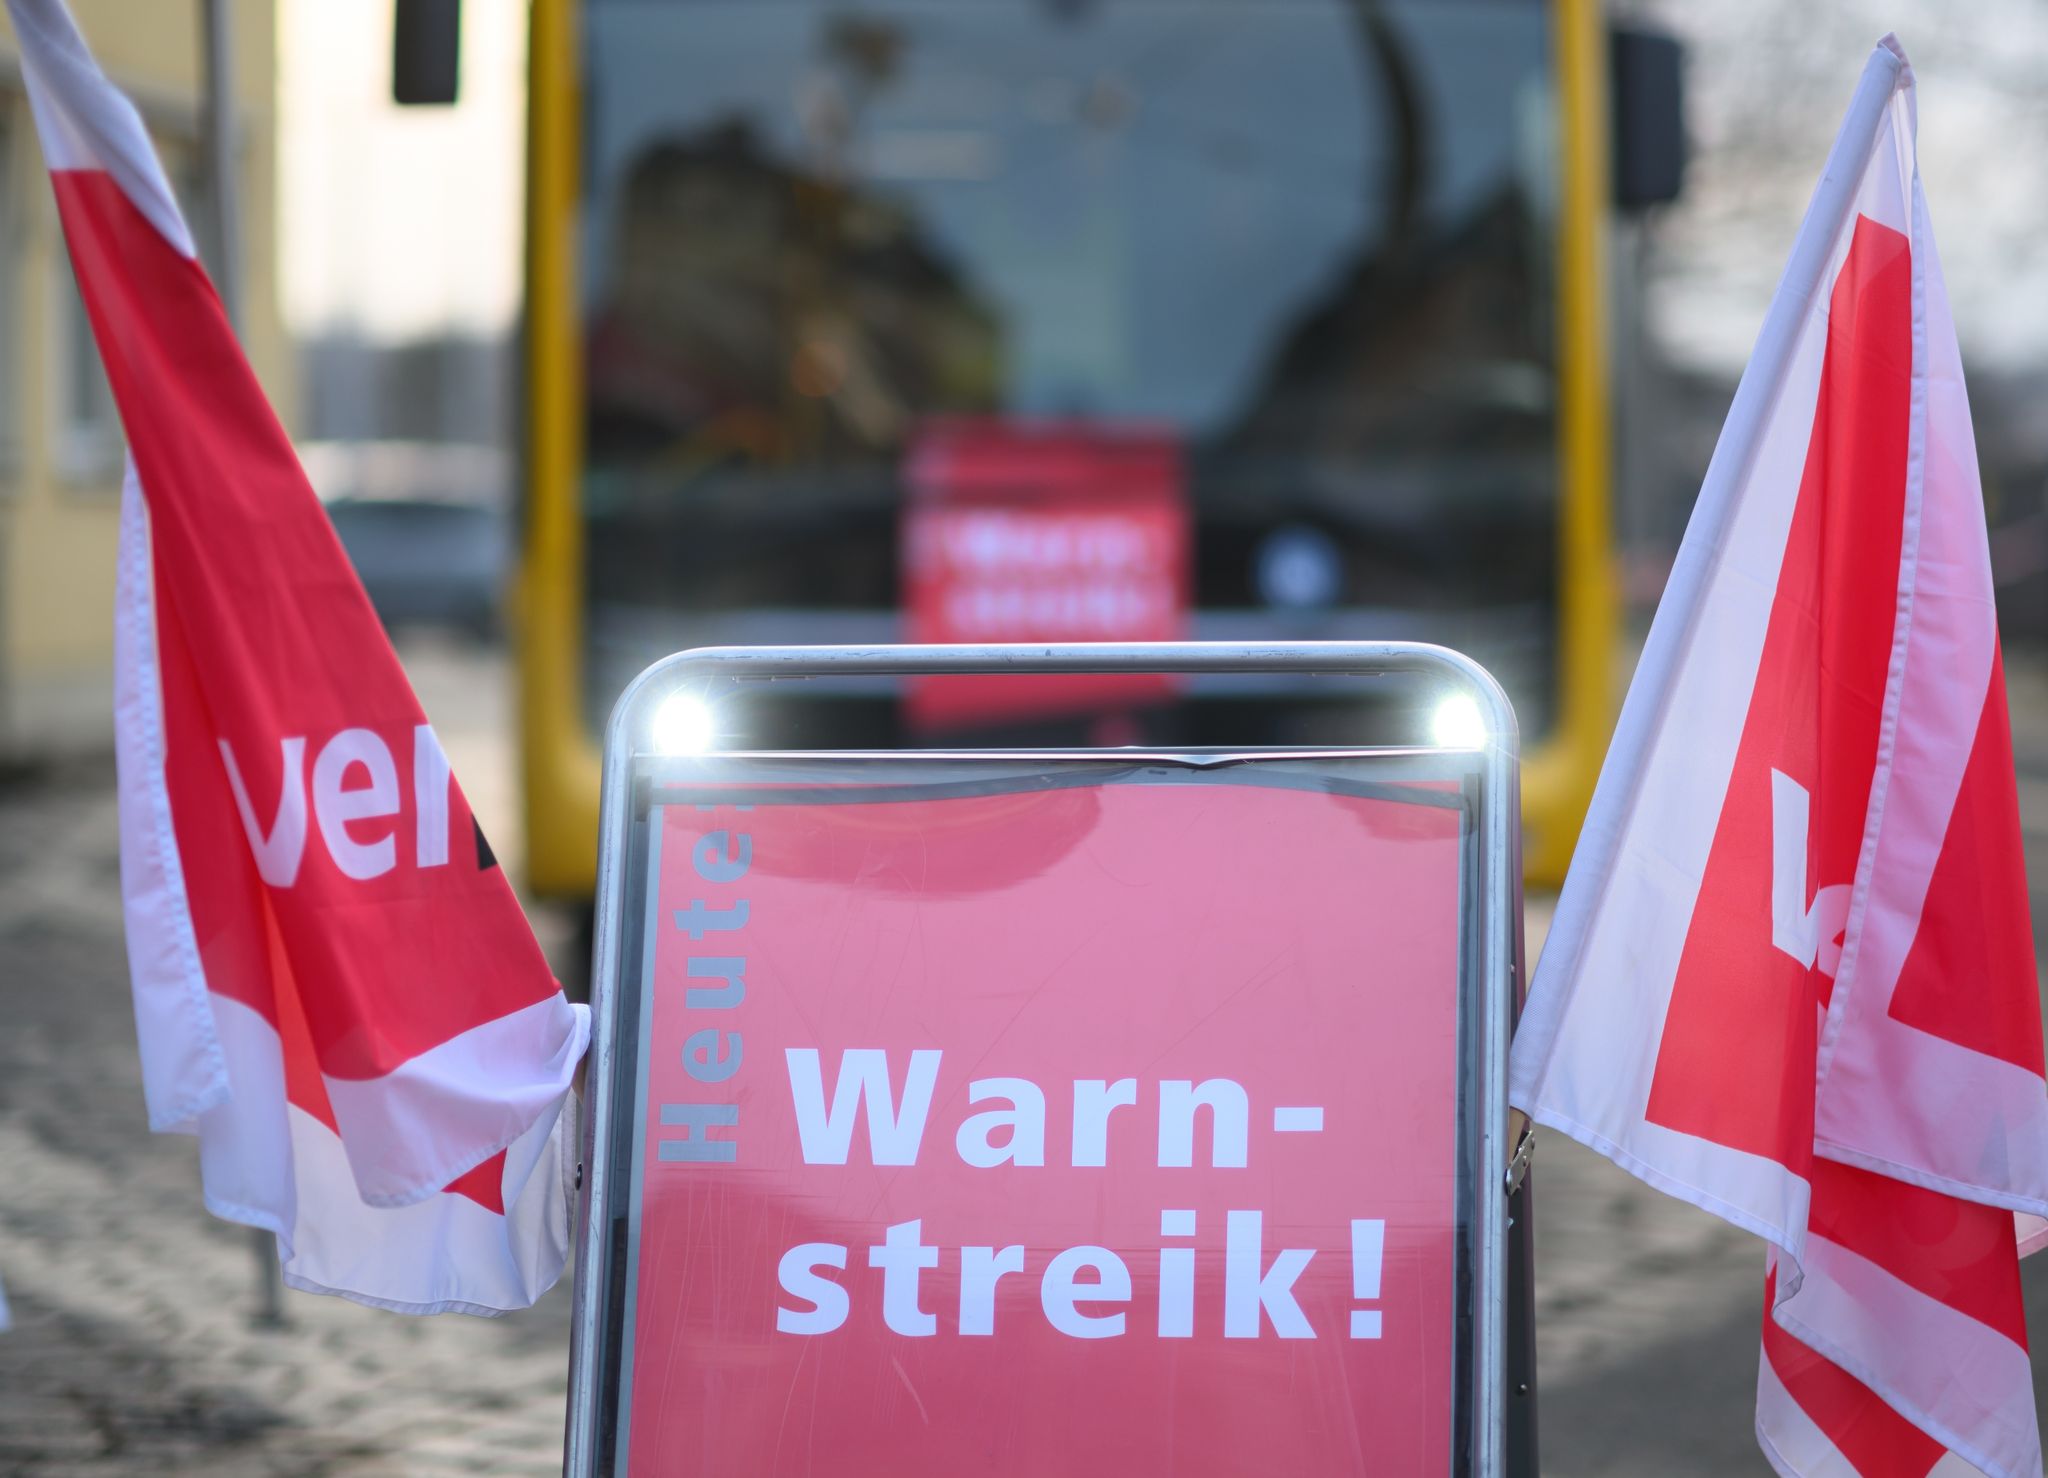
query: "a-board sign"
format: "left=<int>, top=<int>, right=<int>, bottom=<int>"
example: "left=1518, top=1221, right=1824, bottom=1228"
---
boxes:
left=567, top=645, right=1524, bottom=1477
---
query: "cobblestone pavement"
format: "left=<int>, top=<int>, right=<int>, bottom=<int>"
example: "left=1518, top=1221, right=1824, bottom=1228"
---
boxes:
left=6, top=638, right=2048, bottom=1474
left=0, top=637, right=575, bottom=1476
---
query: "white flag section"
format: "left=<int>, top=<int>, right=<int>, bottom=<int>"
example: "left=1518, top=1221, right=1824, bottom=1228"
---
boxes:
left=1510, top=37, right=2048, bottom=1478
left=9, top=0, right=588, bottom=1317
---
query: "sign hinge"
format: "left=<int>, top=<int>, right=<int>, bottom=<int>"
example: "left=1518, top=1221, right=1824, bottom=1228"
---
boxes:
left=1503, top=1124, right=1535, bottom=1196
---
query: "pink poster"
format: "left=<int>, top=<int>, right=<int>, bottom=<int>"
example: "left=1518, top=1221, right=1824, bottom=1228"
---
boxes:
left=900, top=421, right=1189, bottom=731
left=626, top=773, right=1465, bottom=1475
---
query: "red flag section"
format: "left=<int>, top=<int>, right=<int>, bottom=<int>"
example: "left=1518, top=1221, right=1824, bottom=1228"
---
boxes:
left=1761, top=1263, right=1949, bottom=1478
left=1886, top=653, right=2044, bottom=1077
left=1644, top=216, right=1911, bottom=1168
left=11, top=0, right=586, bottom=1311
left=1510, top=36, right=2047, bottom=1477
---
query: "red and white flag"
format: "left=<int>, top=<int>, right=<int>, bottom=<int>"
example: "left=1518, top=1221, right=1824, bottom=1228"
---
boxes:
left=10, top=0, right=589, bottom=1313
left=1510, top=37, right=2048, bottom=1477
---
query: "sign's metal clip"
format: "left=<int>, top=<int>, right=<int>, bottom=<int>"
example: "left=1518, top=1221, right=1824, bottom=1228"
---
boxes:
left=1504, top=1124, right=1535, bottom=1197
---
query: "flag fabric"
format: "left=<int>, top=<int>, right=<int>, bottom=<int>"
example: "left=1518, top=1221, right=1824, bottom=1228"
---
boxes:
left=9, top=0, right=589, bottom=1314
left=1509, top=37, right=2048, bottom=1478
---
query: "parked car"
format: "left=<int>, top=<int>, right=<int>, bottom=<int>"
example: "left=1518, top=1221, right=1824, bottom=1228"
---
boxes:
left=304, top=440, right=509, bottom=639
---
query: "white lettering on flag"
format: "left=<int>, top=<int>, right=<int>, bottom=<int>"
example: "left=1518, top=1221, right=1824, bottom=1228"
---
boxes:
left=1769, top=769, right=1850, bottom=976
left=220, top=735, right=307, bottom=887
left=312, top=728, right=400, bottom=881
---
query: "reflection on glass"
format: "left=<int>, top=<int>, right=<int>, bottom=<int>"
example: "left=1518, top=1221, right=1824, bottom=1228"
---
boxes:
left=580, top=1, right=1557, bottom=741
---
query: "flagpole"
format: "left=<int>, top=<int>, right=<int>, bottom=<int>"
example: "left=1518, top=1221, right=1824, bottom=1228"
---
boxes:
left=200, top=0, right=240, bottom=326
left=1526, top=41, right=1906, bottom=1013
left=199, top=0, right=282, bottom=1333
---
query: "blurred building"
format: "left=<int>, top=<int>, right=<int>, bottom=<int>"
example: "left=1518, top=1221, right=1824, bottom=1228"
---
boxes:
left=277, top=0, right=525, bottom=646
left=1615, top=0, right=2048, bottom=637
left=0, top=0, right=290, bottom=762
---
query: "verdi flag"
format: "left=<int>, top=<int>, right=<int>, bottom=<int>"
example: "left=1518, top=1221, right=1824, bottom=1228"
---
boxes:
left=1510, top=37, right=2047, bottom=1477
left=8, top=0, right=588, bottom=1312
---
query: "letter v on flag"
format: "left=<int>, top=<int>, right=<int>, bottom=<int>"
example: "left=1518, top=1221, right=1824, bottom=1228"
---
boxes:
left=6, top=0, right=589, bottom=1314
left=1510, top=35, right=2048, bottom=1478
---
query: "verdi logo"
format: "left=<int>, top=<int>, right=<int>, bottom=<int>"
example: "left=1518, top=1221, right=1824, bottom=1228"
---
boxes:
left=218, top=725, right=457, bottom=885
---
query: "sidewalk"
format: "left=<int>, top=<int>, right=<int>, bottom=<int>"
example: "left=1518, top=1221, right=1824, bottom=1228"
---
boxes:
left=0, top=750, right=571, bottom=1476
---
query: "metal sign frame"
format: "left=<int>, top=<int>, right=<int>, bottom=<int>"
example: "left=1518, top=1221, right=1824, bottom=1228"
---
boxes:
left=565, top=642, right=1530, bottom=1476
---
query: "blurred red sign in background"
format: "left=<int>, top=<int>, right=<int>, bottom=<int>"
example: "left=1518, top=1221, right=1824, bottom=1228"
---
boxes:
left=901, top=421, right=1189, bottom=732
